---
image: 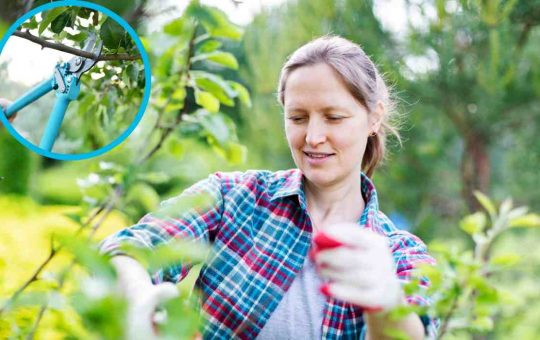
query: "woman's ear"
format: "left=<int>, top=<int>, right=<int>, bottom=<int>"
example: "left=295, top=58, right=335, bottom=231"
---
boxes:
left=369, top=100, right=384, bottom=135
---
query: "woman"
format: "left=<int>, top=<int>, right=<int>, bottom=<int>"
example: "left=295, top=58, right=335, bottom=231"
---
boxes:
left=101, top=35, right=437, bottom=339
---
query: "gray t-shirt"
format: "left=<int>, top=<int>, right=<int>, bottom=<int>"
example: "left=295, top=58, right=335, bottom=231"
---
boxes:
left=256, top=255, right=326, bottom=339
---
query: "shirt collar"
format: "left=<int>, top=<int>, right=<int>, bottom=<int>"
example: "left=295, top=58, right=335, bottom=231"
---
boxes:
left=271, top=169, right=381, bottom=227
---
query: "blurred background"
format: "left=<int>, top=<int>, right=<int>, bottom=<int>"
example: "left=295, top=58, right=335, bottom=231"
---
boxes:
left=0, top=0, right=539, bottom=339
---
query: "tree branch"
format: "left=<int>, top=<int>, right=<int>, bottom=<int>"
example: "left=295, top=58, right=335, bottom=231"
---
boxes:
left=24, top=196, right=120, bottom=339
left=13, top=30, right=141, bottom=61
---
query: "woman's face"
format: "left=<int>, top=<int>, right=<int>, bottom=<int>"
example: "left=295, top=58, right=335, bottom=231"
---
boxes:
left=284, top=63, right=379, bottom=189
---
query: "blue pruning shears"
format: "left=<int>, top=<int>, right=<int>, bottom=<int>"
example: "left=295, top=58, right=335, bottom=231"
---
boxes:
left=1, top=33, right=103, bottom=152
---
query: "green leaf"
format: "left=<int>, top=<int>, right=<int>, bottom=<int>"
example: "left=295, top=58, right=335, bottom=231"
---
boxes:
left=172, top=87, right=186, bottom=101
left=207, top=51, right=238, bottom=69
left=136, top=172, right=170, bottom=185
left=192, top=71, right=235, bottom=106
left=490, top=253, right=520, bottom=266
left=77, top=8, right=93, bottom=19
left=473, top=191, right=497, bottom=219
left=57, top=234, right=117, bottom=279
left=197, top=39, right=222, bottom=53
left=126, top=63, right=139, bottom=83
left=68, top=32, right=88, bottom=42
left=127, top=182, right=160, bottom=212
left=507, top=206, right=529, bottom=220
left=193, top=51, right=238, bottom=69
left=195, top=90, right=220, bottom=113
left=38, top=8, right=65, bottom=35
left=460, top=212, right=487, bottom=235
left=120, top=239, right=210, bottom=273
left=228, top=81, right=252, bottom=107
left=225, top=142, right=247, bottom=165
left=164, top=17, right=187, bottom=36
left=509, top=214, right=540, bottom=228
left=155, top=46, right=175, bottom=77
left=186, top=4, right=243, bottom=40
left=166, top=137, right=185, bottom=158
left=499, top=198, right=513, bottom=216
left=50, top=11, right=75, bottom=34
left=199, top=112, right=230, bottom=145
left=100, top=17, right=125, bottom=49
left=22, top=17, right=39, bottom=30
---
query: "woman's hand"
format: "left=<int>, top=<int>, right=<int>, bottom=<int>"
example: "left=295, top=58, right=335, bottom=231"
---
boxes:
left=111, top=256, right=179, bottom=340
left=0, top=98, right=17, bottom=126
left=312, top=224, right=426, bottom=339
left=312, top=223, right=404, bottom=313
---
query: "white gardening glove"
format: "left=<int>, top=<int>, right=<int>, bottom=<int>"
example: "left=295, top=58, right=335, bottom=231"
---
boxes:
left=111, top=256, right=179, bottom=340
left=311, top=223, right=404, bottom=314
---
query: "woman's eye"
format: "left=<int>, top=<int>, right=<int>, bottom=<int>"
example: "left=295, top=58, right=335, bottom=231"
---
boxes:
left=288, top=117, right=306, bottom=123
left=327, top=116, right=344, bottom=121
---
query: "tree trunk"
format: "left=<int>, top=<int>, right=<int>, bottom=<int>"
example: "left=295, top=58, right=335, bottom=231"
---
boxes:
left=461, top=133, right=491, bottom=212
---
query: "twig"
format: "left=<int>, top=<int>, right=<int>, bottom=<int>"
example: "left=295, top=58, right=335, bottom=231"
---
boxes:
left=12, top=30, right=141, bottom=61
left=25, top=302, right=47, bottom=340
left=0, top=197, right=112, bottom=315
left=437, top=290, right=460, bottom=339
left=24, top=191, right=121, bottom=339
left=0, top=244, right=56, bottom=315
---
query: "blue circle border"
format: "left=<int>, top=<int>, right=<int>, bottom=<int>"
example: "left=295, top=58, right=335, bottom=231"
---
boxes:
left=0, top=0, right=151, bottom=161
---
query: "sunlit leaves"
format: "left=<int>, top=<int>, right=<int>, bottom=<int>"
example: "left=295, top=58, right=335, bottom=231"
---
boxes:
left=508, top=214, right=540, bottom=228
left=197, top=39, right=222, bottom=53
left=195, top=90, right=220, bottom=113
left=126, top=182, right=160, bottom=212
left=185, top=3, right=243, bottom=41
left=164, top=17, right=191, bottom=36
left=100, top=18, right=128, bottom=50
left=192, top=71, right=235, bottom=107
left=38, top=8, right=65, bottom=35
left=58, top=235, right=116, bottom=279
left=192, top=51, right=239, bottom=70
left=460, top=212, right=487, bottom=235
left=402, top=193, right=539, bottom=337
left=120, top=239, right=210, bottom=274
left=51, top=11, right=76, bottom=34
left=228, top=81, right=252, bottom=108
left=473, top=191, right=497, bottom=221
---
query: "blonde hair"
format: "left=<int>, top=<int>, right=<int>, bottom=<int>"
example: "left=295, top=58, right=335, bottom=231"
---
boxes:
left=277, top=35, right=401, bottom=177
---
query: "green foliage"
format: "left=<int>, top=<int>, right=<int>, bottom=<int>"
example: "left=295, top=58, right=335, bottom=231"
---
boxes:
left=1, top=2, right=251, bottom=338
left=395, top=194, right=540, bottom=338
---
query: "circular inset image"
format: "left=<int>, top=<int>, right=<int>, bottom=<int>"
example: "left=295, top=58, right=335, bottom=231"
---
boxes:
left=0, top=1, right=151, bottom=160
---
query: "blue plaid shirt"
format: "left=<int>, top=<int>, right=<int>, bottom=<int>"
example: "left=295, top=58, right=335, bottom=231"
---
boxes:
left=100, top=169, right=438, bottom=338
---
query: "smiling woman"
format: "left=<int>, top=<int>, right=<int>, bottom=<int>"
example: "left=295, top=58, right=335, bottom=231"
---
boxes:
left=100, top=35, right=438, bottom=339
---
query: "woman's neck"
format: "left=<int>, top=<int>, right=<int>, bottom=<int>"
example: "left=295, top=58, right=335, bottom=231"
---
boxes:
left=304, top=174, right=365, bottom=229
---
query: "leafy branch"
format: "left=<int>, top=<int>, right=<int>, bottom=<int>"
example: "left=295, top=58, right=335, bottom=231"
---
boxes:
left=13, top=30, right=141, bottom=61
left=399, top=192, right=540, bottom=339
left=1, top=3, right=250, bottom=338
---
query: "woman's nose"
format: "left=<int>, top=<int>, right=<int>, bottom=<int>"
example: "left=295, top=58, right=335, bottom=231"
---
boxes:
left=305, top=120, right=327, bottom=146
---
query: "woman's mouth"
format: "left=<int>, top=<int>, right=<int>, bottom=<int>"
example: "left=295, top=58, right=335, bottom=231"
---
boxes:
left=303, top=151, right=335, bottom=165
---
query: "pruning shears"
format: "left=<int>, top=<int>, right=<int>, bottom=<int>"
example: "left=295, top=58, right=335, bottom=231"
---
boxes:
left=1, top=33, right=103, bottom=152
